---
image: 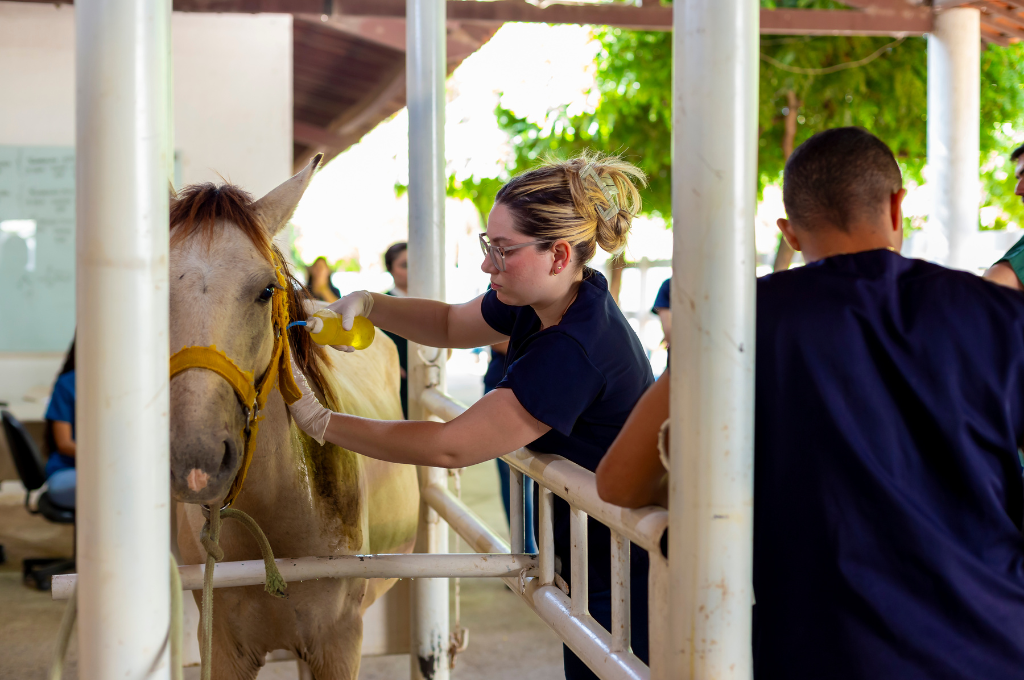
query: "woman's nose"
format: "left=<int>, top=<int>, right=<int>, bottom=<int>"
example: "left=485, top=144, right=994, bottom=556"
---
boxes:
left=481, top=254, right=497, bottom=274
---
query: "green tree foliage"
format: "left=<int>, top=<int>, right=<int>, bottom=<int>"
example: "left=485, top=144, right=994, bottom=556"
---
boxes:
left=450, top=0, right=1024, bottom=226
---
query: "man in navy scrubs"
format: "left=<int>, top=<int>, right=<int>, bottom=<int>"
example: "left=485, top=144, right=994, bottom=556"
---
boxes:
left=756, top=128, right=1024, bottom=679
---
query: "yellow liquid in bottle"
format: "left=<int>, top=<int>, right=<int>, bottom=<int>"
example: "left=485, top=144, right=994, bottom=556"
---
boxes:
left=308, top=310, right=375, bottom=350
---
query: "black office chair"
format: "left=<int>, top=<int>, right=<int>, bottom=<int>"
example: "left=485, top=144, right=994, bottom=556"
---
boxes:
left=1, top=409, right=75, bottom=590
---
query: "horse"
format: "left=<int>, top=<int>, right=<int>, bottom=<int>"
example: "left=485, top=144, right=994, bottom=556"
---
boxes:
left=168, top=156, right=420, bottom=680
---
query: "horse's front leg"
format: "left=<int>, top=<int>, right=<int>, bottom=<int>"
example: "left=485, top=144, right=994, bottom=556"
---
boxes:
left=303, top=609, right=364, bottom=680
left=194, top=594, right=266, bottom=680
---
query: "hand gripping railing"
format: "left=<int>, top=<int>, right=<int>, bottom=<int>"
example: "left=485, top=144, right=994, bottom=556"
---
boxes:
left=419, top=388, right=671, bottom=680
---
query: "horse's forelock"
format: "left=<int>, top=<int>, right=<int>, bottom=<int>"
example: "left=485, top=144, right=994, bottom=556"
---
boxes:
left=170, top=181, right=335, bottom=406
left=170, top=182, right=273, bottom=262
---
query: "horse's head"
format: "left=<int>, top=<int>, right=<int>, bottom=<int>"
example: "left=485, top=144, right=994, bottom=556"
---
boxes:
left=168, top=155, right=321, bottom=505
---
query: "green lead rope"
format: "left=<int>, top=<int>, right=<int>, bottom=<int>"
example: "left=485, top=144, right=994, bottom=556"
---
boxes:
left=199, top=505, right=288, bottom=680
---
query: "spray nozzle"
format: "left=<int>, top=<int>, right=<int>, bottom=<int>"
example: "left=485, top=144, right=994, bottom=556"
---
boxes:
left=289, top=317, right=325, bottom=334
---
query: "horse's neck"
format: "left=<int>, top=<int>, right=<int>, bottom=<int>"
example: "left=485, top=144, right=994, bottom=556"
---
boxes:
left=242, top=392, right=314, bottom=515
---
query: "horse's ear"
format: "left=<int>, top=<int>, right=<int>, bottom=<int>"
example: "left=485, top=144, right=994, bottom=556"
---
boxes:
left=251, top=153, right=323, bottom=237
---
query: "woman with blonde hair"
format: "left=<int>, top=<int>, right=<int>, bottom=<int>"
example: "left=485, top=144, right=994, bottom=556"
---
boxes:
left=289, top=152, right=654, bottom=678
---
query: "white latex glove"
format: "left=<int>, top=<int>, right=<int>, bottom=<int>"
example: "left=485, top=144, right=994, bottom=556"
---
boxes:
left=288, top=357, right=333, bottom=445
left=325, top=290, right=374, bottom=352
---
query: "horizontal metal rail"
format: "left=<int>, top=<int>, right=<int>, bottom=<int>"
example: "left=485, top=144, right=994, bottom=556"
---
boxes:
left=421, top=387, right=668, bottom=553
left=50, top=552, right=535, bottom=601
left=420, top=387, right=666, bottom=680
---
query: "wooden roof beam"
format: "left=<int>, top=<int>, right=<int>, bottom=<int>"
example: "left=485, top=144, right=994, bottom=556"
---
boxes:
left=330, top=0, right=933, bottom=36
left=974, top=1, right=1024, bottom=27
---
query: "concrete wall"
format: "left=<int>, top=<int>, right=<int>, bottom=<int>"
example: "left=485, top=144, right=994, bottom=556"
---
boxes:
left=0, top=2, right=293, bottom=442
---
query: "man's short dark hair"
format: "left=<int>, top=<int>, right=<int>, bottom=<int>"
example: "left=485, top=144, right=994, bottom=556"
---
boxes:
left=783, top=127, right=902, bottom=232
left=1011, top=144, right=1024, bottom=163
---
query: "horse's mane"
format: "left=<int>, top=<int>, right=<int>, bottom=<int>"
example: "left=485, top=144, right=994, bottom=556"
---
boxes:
left=170, top=183, right=335, bottom=405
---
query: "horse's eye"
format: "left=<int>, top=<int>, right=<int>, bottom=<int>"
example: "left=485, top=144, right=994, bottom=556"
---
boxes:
left=258, top=286, right=274, bottom=303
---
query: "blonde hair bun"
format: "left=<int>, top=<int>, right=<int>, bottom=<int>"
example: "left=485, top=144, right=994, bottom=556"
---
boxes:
left=495, top=150, right=647, bottom=266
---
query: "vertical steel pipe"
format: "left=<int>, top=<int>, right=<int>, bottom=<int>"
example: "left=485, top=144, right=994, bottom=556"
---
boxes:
left=671, top=0, right=758, bottom=677
left=569, top=507, right=588, bottom=616
left=75, top=0, right=172, bottom=677
left=406, top=0, right=448, bottom=678
left=610, top=531, right=631, bottom=654
left=538, top=486, right=555, bottom=586
left=927, top=8, right=980, bottom=269
left=510, top=467, right=525, bottom=554
left=646, top=552, right=671, bottom=680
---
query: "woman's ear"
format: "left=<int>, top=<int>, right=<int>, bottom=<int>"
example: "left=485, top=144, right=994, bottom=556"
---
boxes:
left=551, top=239, right=572, bottom=275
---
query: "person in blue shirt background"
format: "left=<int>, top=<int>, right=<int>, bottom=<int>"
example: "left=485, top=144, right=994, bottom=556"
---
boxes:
left=651, top=276, right=670, bottom=350
left=44, top=338, right=76, bottom=509
left=288, top=152, right=654, bottom=680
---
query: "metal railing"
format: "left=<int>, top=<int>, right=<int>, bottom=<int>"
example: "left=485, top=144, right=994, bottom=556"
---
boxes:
left=420, top=388, right=670, bottom=680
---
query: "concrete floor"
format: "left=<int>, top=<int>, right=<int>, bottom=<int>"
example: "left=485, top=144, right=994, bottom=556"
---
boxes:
left=0, top=360, right=564, bottom=679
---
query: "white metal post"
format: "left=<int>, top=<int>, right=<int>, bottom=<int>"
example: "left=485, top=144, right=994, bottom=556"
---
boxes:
left=75, top=0, right=172, bottom=677
left=538, top=486, right=555, bottom=586
left=671, top=0, right=758, bottom=678
left=406, top=0, right=448, bottom=678
left=927, top=8, right=980, bottom=269
left=569, top=507, right=588, bottom=616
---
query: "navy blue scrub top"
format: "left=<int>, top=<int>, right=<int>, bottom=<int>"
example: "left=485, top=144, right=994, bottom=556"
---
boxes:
left=481, top=269, right=654, bottom=472
left=755, top=250, right=1024, bottom=680
left=481, top=269, right=654, bottom=605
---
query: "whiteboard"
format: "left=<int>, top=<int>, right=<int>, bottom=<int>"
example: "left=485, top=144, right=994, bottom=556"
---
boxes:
left=0, top=146, right=76, bottom=353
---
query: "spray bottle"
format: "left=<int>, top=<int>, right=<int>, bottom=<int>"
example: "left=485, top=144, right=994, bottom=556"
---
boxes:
left=288, top=309, right=375, bottom=350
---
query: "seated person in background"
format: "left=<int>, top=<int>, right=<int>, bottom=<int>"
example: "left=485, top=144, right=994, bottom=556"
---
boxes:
left=983, top=142, right=1024, bottom=289
left=602, top=127, right=1024, bottom=680
left=44, top=339, right=76, bottom=509
left=305, top=256, right=341, bottom=303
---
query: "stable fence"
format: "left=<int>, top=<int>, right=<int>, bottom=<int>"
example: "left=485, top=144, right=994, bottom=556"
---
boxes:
left=419, top=388, right=670, bottom=680
left=52, top=387, right=669, bottom=680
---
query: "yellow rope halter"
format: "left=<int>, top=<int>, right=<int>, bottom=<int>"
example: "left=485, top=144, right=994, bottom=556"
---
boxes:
left=169, top=254, right=303, bottom=507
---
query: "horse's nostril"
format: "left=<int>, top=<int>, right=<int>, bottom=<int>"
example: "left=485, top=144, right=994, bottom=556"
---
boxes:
left=219, top=439, right=237, bottom=475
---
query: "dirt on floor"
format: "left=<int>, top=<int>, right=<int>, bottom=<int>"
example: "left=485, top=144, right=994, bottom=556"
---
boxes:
left=0, top=463, right=564, bottom=680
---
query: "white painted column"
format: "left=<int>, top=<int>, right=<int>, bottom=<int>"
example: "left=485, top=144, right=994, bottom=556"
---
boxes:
left=406, top=0, right=449, bottom=678
left=927, top=8, right=980, bottom=269
left=670, top=0, right=758, bottom=678
left=75, top=0, right=172, bottom=677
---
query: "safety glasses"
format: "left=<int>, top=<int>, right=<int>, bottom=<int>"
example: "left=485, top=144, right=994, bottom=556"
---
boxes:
left=479, top=233, right=551, bottom=272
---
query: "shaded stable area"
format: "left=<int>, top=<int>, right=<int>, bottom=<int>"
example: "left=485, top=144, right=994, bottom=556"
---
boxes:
left=0, top=462, right=563, bottom=680
left=2, top=1, right=1020, bottom=679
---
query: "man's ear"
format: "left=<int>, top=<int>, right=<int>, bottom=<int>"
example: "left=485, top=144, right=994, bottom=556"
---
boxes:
left=777, top=218, right=801, bottom=252
left=890, top=188, right=907, bottom=233
left=251, top=153, right=323, bottom=238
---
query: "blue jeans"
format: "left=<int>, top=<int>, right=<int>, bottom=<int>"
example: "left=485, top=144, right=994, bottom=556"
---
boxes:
left=47, top=468, right=76, bottom=509
left=496, top=459, right=538, bottom=554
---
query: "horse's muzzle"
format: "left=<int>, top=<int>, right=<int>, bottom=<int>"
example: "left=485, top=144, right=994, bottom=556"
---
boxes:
left=170, top=432, right=240, bottom=504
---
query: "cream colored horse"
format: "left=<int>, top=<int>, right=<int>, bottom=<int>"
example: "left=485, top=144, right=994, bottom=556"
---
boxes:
left=168, top=158, right=419, bottom=679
